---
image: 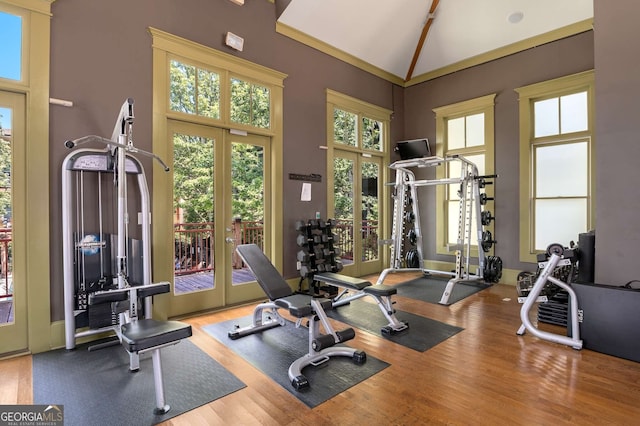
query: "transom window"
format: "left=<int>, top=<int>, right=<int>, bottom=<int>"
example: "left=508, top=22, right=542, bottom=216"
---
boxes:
left=0, top=10, right=22, bottom=81
left=230, top=77, right=270, bottom=129
left=170, top=60, right=221, bottom=119
left=168, top=58, right=272, bottom=131
left=333, top=107, right=383, bottom=151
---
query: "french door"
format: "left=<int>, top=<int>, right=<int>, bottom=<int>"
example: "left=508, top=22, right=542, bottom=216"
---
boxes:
left=331, top=150, right=384, bottom=276
left=0, top=91, right=27, bottom=355
left=166, top=120, right=268, bottom=317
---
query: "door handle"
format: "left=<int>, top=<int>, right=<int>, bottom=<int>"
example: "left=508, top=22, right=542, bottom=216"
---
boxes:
left=225, top=237, right=235, bottom=244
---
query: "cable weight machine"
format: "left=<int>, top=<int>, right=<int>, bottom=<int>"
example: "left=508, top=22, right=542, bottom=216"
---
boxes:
left=62, top=98, right=170, bottom=352
left=378, top=154, right=501, bottom=305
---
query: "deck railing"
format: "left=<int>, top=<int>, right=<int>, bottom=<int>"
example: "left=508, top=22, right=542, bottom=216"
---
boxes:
left=0, top=228, right=12, bottom=300
left=333, top=219, right=379, bottom=262
left=174, top=220, right=263, bottom=275
left=173, top=218, right=377, bottom=276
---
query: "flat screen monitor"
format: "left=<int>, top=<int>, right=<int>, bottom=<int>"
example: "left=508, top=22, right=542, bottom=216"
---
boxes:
left=395, top=138, right=431, bottom=160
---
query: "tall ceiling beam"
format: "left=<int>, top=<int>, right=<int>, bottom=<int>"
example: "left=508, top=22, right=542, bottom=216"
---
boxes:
left=405, top=0, right=440, bottom=81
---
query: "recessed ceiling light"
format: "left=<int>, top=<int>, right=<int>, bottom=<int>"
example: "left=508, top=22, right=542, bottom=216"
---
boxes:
left=508, top=11, right=524, bottom=24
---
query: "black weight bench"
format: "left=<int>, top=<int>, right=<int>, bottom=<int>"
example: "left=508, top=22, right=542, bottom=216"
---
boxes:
left=89, top=282, right=192, bottom=414
left=229, top=244, right=367, bottom=390
left=314, top=272, right=409, bottom=335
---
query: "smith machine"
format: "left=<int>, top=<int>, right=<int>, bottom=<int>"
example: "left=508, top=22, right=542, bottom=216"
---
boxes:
left=378, top=154, right=502, bottom=305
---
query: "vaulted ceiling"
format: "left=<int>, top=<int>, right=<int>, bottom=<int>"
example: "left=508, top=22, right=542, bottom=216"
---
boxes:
left=276, top=0, right=594, bottom=86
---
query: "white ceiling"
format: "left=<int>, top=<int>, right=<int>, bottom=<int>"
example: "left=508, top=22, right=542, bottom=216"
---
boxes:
left=277, top=0, right=594, bottom=82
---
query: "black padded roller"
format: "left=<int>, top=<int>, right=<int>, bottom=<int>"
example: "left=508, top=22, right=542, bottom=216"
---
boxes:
left=336, top=327, right=355, bottom=343
left=312, top=334, right=336, bottom=351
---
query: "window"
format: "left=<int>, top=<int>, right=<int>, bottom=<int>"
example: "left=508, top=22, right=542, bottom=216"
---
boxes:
left=332, top=106, right=383, bottom=152
left=326, top=89, right=391, bottom=275
left=0, top=0, right=53, bottom=354
left=0, top=10, right=22, bottom=81
left=516, top=70, right=594, bottom=262
left=166, top=56, right=275, bottom=132
left=230, top=77, right=270, bottom=129
left=434, top=94, right=496, bottom=255
left=151, top=27, right=286, bottom=288
left=170, top=60, right=221, bottom=119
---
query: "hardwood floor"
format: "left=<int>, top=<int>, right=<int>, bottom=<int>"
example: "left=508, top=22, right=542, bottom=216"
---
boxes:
left=2, top=272, right=640, bottom=425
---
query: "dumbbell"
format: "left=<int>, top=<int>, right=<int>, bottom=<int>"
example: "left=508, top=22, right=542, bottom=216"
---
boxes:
left=297, top=250, right=310, bottom=263
left=296, top=234, right=309, bottom=247
left=294, top=220, right=307, bottom=231
left=314, top=247, right=324, bottom=260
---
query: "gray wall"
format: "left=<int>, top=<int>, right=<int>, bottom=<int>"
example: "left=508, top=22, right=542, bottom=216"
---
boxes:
left=49, top=0, right=402, bottom=321
left=403, top=32, right=595, bottom=273
left=48, top=0, right=612, bottom=323
left=593, top=0, right=640, bottom=285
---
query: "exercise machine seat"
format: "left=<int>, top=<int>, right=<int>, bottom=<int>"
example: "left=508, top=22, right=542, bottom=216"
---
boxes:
left=121, top=319, right=192, bottom=353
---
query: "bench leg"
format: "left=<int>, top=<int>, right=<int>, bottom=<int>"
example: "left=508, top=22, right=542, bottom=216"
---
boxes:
left=372, top=295, right=409, bottom=335
left=151, top=348, right=170, bottom=415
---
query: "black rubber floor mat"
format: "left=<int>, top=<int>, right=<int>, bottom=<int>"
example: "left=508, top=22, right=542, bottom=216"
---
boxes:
left=33, top=339, right=245, bottom=426
left=203, top=317, right=390, bottom=408
left=394, top=275, right=490, bottom=304
left=327, top=298, right=463, bottom=351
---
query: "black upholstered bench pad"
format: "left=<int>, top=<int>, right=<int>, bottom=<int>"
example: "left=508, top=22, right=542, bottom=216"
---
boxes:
left=363, top=284, right=397, bottom=297
left=275, top=294, right=332, bottom=317
left=121, top=319, right=192, bottom=352
left=315, top=272, right=371, bottom=291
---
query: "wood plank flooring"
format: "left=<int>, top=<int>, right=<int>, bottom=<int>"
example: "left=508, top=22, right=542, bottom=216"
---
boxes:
left=2, top=272, right=640, bottom=425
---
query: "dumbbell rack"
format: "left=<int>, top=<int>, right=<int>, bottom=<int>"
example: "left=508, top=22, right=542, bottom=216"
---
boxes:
left=295, top=218, right=343, bottom=294
left=377, top=154, right=501, bottom=305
